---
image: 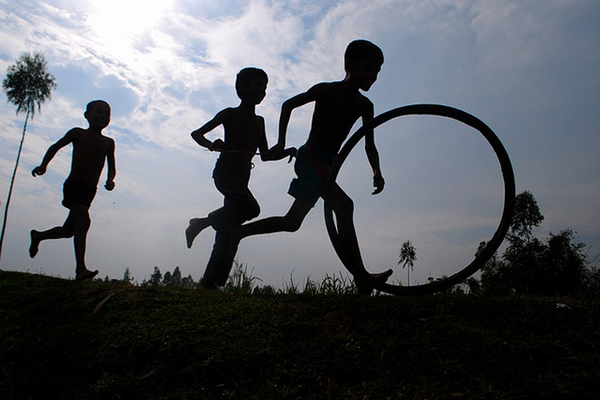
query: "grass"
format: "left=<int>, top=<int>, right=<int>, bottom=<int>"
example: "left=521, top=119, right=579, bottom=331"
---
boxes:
left=1, top=269, right=600, bottom=399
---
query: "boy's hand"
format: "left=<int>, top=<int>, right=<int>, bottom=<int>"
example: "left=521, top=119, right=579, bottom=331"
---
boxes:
left=209, top=139, right=225, bottom=152
left=372, top=173, right=385, bottom=195
left=31, top=166, right=46, bottom=177
left=286, top=147, right=297, bottom=163
left=105, top=181, right=115, bottom=191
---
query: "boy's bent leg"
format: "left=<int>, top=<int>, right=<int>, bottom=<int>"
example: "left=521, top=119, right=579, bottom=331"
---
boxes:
left=28, top=212, right=78, bottom=258
left=231, top=199, right=312, bottom=241
left=71, top=205, right=98, bottom=280
left=202, top=229, right=236, bottom=287
left=29, top=230, right=41, bottom=258
left=226, top=199, right=312, bottom=267
left=186, top=217, right=211, bottom=248
left=327, top=184, right=393, bottom=294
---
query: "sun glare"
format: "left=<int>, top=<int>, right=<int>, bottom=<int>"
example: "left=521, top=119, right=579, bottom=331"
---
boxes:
left=87, top=0, right=173, bottom=47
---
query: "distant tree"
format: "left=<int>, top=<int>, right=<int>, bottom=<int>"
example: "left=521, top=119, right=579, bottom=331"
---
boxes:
left=541, top=230, right=588, bottom=295
left=584, top=257, right=600, bottom=295
left=465, top=277, right=482, bottom=295
left=398, top=240, right=417, bottom=286
left=171, top=266, right=182, bottom=287
left=479, top=191, right=594, bottom=296
left=0, top=52, right=57, bottom=261
left=123, top=267, right=133, bottom=284
left=162, top=271, right=172, bottom=286
left=509, top=191, right=544, bottom=242
left=149, top=266, right=162, bottom=287
left=181, top=274, right=196, bottom=289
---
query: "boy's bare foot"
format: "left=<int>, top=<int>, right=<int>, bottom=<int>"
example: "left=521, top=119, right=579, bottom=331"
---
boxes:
left=75, top=269, right=99, bottom=281
left=356, top=269, right=393, bottom=296
left=186, top=217, right=210, bottom=248
left=29, top=230, right=41, bottom=258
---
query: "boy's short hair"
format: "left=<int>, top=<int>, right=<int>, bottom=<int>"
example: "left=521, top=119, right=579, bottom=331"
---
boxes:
left=344, top=39, right=384, bottom=69
left=86, top=99, right=110, bottom=113
left=235, top=67, right=268, bottom=96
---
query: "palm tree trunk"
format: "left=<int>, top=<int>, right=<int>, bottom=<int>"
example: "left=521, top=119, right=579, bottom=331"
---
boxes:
left=0, top=110, right=30, bottom=262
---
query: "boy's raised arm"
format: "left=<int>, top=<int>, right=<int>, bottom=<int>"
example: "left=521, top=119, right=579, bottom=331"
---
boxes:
left=276, top=86, right=319, bottom=150
left=32, top=130, right=76, bottom=177
left=191, top=110, right=227, bottom=151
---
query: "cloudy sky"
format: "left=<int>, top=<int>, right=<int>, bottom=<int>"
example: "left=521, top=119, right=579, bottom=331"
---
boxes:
left=0, top=0, right=598, bottom=288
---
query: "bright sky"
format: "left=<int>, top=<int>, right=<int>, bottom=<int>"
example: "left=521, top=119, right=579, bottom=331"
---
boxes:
left=0, top=0, right=599, bottom=287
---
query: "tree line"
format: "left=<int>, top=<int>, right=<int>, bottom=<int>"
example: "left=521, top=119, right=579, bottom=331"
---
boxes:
left=466, top=191, right=599, bottom=296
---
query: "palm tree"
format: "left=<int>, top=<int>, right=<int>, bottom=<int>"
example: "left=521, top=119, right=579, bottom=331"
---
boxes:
left=0, top=52, right=56, bottom=261
left=398, top=240, right=417, bottom=286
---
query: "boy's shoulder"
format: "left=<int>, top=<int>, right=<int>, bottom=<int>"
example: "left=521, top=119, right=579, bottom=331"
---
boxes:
left=60, top=127, right=86, bottom=141
left=308, top=81, right=338, bottom=93
left=308, top=81, right=371, bottom=101
left=67, top=127, right=87, bottom=135
left=220, top=106, right=263, bottom=121
left=70, top=127, right=115, bottom=145
left=217, top=106, right=250, bottom=119
left=311, top=81, right=373, bottom=111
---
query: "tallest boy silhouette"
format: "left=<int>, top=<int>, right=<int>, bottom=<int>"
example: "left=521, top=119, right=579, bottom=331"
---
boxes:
left=230, top=39, right=393, bottom=294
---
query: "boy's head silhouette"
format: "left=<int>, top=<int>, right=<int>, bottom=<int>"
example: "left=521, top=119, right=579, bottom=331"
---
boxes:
left=344, top=39, right=384, bottom=69
left=84, top=99, right=111, bottom=130
left=86, top=99, right=110, bottom=113
left=344, top=40, right=384, bottom=91
left=235, top=67, right=268, bottom=103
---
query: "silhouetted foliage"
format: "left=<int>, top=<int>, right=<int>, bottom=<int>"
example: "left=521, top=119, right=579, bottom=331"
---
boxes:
left=171, top=266, right=182, bottom=287
left=3, top=52, right=56, bottom=117
left=123, top=267, right=133, bottom=284
left=478, top=191, right=597, bottom=296
left=1, top=52, right=56, bottom=261
left=149, top=266, right=162, bottom=287
left=509, top=191, right=544, bottom=241
left=141, top=266, right=197, bottom=288
left=398, top=240, right=417, bottom=286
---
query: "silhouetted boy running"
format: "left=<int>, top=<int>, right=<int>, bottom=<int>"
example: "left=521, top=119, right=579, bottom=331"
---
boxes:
left=230, top=40, right=393, bottom=294
left=29, top=100, right=116, bottom=281
left=186, top=67, right=295, bottom=289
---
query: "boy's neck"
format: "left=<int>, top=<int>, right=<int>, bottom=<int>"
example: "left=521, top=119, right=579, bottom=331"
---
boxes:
left=340, top=77, right=361, bottom=92
left=86, top=126, right=104, bottom=135
left=238, top=101, right=256, bottom=114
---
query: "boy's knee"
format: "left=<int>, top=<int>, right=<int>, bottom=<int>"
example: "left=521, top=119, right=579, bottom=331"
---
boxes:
left=74, top=211, right=91, bottom=229
left=336, top=196, right=354, bottom=214
left=63, top=227, right=76, bottom=238
left=246, top=203, right=260, bottom=221
left=282, top=215, right=303, bottom=232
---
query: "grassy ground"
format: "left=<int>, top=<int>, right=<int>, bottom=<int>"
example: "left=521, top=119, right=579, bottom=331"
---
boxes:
left=1, top=269, right=599, bottom=399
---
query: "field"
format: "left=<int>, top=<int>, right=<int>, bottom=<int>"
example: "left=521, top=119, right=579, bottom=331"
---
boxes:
left=1, top=270, right=599, bottom=399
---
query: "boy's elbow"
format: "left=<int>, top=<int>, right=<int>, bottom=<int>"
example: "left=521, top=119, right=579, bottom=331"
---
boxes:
left=260, top=153, right=274, bottom=162
left=281, top=99, right=295, bottom=114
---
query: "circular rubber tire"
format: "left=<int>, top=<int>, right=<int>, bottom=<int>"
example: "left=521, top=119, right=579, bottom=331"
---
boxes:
left=324, top=104, right=515, bottom=295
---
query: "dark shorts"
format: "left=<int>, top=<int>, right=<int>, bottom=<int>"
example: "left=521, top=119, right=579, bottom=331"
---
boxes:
left=288, top=143, right=336, bottom=208
left=210, top=155, right=260, bottom=228
left=62, top=178, right=97, bottom=209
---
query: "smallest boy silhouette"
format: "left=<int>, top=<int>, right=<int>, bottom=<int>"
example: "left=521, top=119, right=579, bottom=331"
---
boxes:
left=186, top=67, right=294, bottom=289
left=29, top=100, right=116, bottom=281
